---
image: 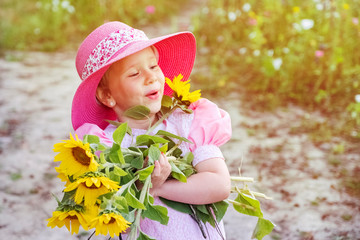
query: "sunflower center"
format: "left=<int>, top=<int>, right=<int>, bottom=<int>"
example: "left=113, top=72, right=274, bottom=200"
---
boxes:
left=108, top=217, right=116, bottom=224
left=88, top=183, right=103, bottom=189
left=72, top=147, right=91, bottom=166
left=66, top=215, right=79, bottom=220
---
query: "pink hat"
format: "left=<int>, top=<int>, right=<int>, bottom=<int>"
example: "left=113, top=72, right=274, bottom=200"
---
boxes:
left=72, top=21, right=196, bottom=130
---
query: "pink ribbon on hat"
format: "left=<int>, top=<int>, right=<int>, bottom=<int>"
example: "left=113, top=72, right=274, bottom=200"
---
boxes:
left=81, top=28, right=148, bottom=80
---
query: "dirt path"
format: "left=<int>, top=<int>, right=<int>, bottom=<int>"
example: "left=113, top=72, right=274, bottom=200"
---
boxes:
left=0, top=0, right=360, bottom=239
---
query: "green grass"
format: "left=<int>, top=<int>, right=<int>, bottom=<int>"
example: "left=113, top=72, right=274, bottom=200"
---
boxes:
left=192, top=0, right=360, bottom=142
left=0, top=0, right=188, bottom=51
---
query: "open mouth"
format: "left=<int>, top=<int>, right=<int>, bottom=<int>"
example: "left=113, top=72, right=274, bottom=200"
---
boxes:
left=146, top=90, right=160, bottom=99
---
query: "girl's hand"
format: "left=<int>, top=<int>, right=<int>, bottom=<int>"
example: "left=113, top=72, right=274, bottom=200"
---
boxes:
left=149, top=153, right=171, bottom=197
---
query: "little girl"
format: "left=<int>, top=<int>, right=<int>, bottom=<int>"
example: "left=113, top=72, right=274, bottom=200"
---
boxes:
left=72, top=21, right=232, bottom=239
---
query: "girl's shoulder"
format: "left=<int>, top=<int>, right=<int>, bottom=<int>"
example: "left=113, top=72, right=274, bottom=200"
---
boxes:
left=167, top=98, right=232, bottom=146
left=75, top=123, right=113, bottom=146
left=189, top=98, right=232, bottom=129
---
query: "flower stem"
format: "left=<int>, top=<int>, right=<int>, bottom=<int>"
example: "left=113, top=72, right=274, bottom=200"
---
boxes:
left=115, top=176, right=139, bottom=197
left=230, top=176, right=254, bottom=182
left=127, top=175, right=152, bottom=240
left=146, top=105, right=178, bottom=134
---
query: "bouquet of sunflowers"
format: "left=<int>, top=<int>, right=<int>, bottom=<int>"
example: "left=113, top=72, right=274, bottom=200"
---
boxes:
left=47, top=75, right=275, bottom=240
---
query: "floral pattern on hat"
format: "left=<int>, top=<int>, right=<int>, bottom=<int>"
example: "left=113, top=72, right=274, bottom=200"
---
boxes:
left=81, top=28, right=148, bottom=80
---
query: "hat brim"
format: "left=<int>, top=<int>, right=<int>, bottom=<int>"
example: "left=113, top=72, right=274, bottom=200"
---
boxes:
left=71, top=31, right=196, bottom=130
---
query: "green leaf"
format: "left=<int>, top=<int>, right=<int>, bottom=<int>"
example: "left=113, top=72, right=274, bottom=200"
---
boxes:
left=159, top=143, right=168, bottom=153
left=137, top=231, right=156, bottom=240
left=159, top=197, right=192, bottom=214
left=136, top=165, right=155, bottom=181
left=196, top=204, right=209, bottom=214
left=106, top=119, right=122, bottom=127
left=233, top=192, right=263, bottom=218
left=161, top=95, right=173, bottom=108
left=194, top=206, right=215, bottom=227
left=136, top=135, right=169, bottom=146
left=96, top=143, right=107, bottom=151
left=183, top=152, right=194, bottom=164
left=211, top=201, right=229, bottom=222
left=125, top=188, right=146, bottom=210
left=155, top=130, right=193, bottom=143
left=142, top=202, right=169, bottom=225
left=123, top=147, right=144, bottom=168
left=109, top=144, right=125, bottom=164
left=131, top=156, right=144, bottom=169
left=83, top=134, right=100, bottom=144
left=99, top=152, right=106, bottom=164
left=109, top=169, right=120, bottom=183
left=122, top=209, right=136, bottom=223
left=251, top=218, right=275, bottom=240
left=178, top=103, right=193, bottom=113
left=169, top=161, right=187, bottom=182
left=124, top=105, right=150, bottom=120
left=161, top=105, right=172, bottom=116
left=113, top=122, right=128, bottom=145
left=113, top=196, right=128, bottom=213
left=147, top=146, right=161, bottom=165
left=113, top=165, right=128, bottom=177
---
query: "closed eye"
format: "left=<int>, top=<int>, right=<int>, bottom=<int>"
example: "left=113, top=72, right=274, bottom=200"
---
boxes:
left=150, top=64, right=159, bottom=70
left=129, top=72, right=139, bottom=77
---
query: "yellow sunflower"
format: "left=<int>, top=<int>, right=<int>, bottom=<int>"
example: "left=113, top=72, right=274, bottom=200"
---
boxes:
left=55, top=167, right=70, bottom=186
left=47, top=210, right=89, bottom=234
left=64, top=175, right=121, bottom=206
left=53, top=133, right=99, bottom=178
left=165, top=74, right=201, bottom=104
left=89, top=212, right=130, bottom=238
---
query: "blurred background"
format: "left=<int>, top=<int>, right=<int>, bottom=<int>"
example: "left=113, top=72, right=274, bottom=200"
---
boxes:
left=0, top=0, right=360, bottom=239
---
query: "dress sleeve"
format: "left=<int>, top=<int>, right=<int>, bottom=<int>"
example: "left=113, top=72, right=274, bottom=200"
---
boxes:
left=74, top=123, right=113, bottom=147
left=187, top=98, right=232, bottom=166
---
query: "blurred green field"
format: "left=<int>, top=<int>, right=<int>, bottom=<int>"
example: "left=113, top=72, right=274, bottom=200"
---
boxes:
left=1, top=0, right=359, bottom=144
left=0, top=0, right=186, bottom=51
left=192, top=0, right=360, bottom=143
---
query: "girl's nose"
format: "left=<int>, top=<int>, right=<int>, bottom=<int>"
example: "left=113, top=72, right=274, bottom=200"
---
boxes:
left=144, top=70, right=157, bottom=85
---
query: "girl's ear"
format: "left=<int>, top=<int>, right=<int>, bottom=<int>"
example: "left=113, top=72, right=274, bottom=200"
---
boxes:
left=96, top=87, right=116, bottom=108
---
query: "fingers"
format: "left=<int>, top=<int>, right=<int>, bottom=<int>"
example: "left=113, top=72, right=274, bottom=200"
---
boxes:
left=152, top=160, right=160, bottom=176
left=159, top=153, right=171, bottom=174
left=149, top=154, right=171, bottom=197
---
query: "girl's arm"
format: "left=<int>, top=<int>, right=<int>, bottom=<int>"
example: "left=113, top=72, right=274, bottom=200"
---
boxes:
left=151, top=157, right=231, bottom=205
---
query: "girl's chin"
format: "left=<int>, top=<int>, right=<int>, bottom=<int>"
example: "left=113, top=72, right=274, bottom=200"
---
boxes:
left=148, top=103, right=162, bottom=114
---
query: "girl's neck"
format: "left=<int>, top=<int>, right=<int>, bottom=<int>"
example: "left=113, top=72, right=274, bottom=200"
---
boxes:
left=118, top=112, right=160, bottom=130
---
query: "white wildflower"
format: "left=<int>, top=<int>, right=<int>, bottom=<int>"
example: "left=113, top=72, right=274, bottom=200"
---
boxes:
left=243, top=3, right=251, bottom=12
left=300, top=19, right=314, bottom=30
left=238, top=48, right=247, bottom=55
left=355, top=94, right=360, bottom=103
left=272, top=58, right=283, bottom=70
left=34, top=28, right=41, bottom=35
left=216, top=8, right=225, bottom=16
left=249, top=31, right=257, bottom=39
left=293, top=23, right=302, bottom=31
left=283, top=48, right=290, bottom=54
left=202, top=7, right=209, bottom=14
left=228, top=12, right=237, bottom=22
left=316, top=3, right=324, bottom=11
left=267, top=49, right=274, bottom=57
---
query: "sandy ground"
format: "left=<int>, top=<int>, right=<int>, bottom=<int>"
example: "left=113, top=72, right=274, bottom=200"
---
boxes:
left=1, top=50, right=359, bottom=240
left=1, top=1, right=360, bottom=239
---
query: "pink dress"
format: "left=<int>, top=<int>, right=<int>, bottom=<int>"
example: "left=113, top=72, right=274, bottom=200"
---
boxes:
left=75, top=98, right=232, bottom=240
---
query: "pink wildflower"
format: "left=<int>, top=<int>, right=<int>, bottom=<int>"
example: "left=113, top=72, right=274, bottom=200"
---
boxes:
left=352, top=17, right=359, bottom=25
left=145, top=5, right=155, bottom=14
left=248, top=18, right=257, bottom=26
left=315, top=50, right=324, bottom=58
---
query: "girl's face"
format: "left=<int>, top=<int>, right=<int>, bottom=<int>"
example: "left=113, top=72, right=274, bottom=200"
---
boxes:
left=102, top=47, right=165, bottom=118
